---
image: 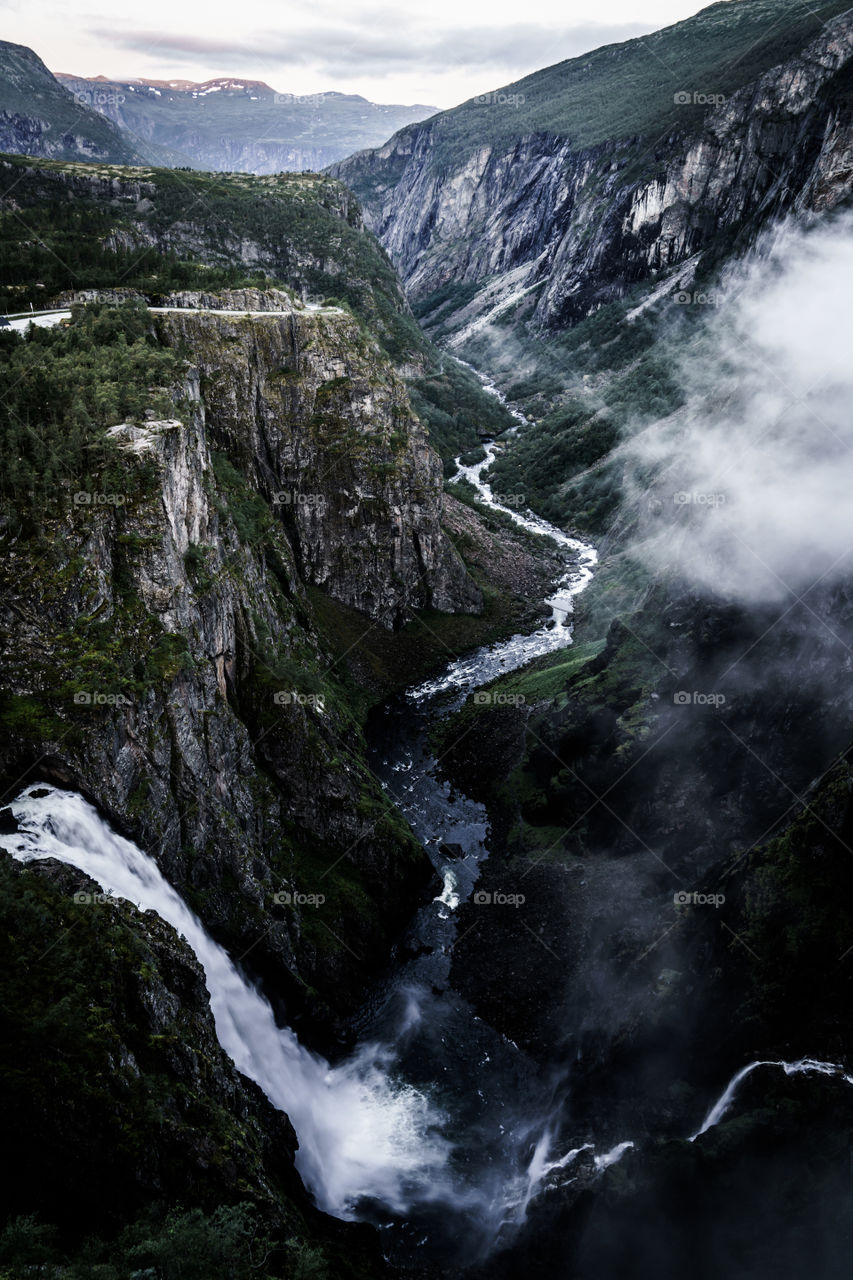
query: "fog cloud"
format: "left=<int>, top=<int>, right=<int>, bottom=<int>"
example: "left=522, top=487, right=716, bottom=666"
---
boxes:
left=627, top=214, right=853, bottom=603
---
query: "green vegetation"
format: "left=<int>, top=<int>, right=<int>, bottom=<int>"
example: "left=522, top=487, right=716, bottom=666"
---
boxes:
left=443, top=476, right=560, bottom=552
left=0, top=197, right=270, bottom=309
left=432, top=593, right=668, bottom=858
left=490, top=404, right=617, bottom=497
left=0, top=1205, right=335, bottom=1279
left=211, top=452, right=276, bottom=546
left=483, top=300, right=684, bottom=531
left=411, top=278, right=487, bottom=338
left=0, top=157, right=424, bottom=362
left=409, top=360, right=514, bottom=463
left=0, top=301, right=179, bottom=517
left=718, top=750, right=853, bottom=1051
left=0, top=155, right=513, bottom=456
left=378, top=0, right=852, bottom=173
left=573, top=552, right=654, bottom=640
left=480, top=639, right=607, bottom=709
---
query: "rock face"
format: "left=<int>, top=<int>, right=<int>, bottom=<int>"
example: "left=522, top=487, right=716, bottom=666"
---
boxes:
left=333, top=11, right=853, bottom=341
left=155, top=294, right=480, bottom=627
left=0, top=41, right=140, bottom=164
left=0, top=293, right=478, bottom=1043
left=0, top=855, right=304, bottom=1229
left=0, top=111, right=124, bottom=163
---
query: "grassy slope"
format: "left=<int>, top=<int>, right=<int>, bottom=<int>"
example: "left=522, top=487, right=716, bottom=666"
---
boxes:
left=479, top=290, right=690, bottom=533
left=376, top=0, right=853, bottom=173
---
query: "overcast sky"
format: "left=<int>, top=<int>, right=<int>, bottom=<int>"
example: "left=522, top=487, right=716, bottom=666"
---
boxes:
left=1, top=0, right=716, bottom=108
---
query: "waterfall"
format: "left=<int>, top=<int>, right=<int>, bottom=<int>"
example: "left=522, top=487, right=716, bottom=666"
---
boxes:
left=0, top=784, right=453, bottom=1221
left=690, top=1057, right=853, bottom=1140
left=0, top=385, right=612, bottom=1252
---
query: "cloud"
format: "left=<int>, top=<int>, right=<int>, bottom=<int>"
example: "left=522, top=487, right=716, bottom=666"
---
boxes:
left=89, top=19, right=653, bottom=80
left=625, top=213, right=853, bottom=603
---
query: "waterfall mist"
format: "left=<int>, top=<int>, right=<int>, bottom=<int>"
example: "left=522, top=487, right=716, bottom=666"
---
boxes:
left=1, top=785, right=455, bottom=1222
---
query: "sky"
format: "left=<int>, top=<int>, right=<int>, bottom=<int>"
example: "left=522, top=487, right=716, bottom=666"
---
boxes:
left=1, top=0, right=715, bottom=109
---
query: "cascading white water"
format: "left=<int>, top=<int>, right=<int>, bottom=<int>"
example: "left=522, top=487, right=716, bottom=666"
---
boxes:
left=0, top=370, right=616, bottom=1248
left=0, top=784, right=453, bottom=1220
left=690, top=1057, right=853, bottom=1140
left=410, top=401, right=597, bottom=702
left=453, top=443, right=596, bottom=606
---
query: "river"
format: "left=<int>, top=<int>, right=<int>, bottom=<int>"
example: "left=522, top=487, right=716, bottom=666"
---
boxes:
left=5, top=378, right=830, bottom=1267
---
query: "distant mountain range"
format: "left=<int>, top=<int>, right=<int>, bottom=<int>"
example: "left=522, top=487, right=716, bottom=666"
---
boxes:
left=0, top=40, right=438, bottom=172
left=54, top=73, right=438, bottom=173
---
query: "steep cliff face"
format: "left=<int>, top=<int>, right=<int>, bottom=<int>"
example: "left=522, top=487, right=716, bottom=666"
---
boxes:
left=0, top=296, right=478, bottom=1042
left=0, top=111, right=130, bottom=164
left=0, top=41, right=141, bottom=164
left=333, top=10, right=853, bottom=345
left=0, top=852, right=393, bottom=1275
left=156, top=297, right=480, bottom=625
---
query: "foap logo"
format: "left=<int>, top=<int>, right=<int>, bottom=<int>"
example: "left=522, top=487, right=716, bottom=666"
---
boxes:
left=673, top=691, right=727, bottom=708
left=674, top=91, right=726, bottom=107
left=475, top=91, right=526, bottom=109
left=74, top=691, right=133, bottom=707
left=273, top=890, right=325, bottom=906
left=274, top=691, right=326, bottom=712
left=493, top=493, right=527, bottom=508
left=274, top=92, right=327, bottom=107
left=674, top=890, right=725, bottom=908
left=473, top=691, right=526, bottom=707
left=674, top=491, right=726, bottom=508
left=473, top=890, right=526, bottom=907
left=73, top=890, right=114, bottom=904
left=75, top=89, right=126, bottom=108
left=74, top=491, right=126, bottom=507
left=272, top=491, right=327, bottom=509
left=674, top=290, right=723, bottom=307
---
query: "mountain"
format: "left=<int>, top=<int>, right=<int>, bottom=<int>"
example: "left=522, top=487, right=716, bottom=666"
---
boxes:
left=332, top=0, right=853, bottom=354
left=332, top=0, right=853, bottom=537
left=0, top=159, right=536, bottom=1269
left=0, top=154, right=519, bottom=1030
left=6, top=4, right=853, bottom=1275
left=54, top=73, right=438, bottom=173
left=0, top=40, right=142, bottom=164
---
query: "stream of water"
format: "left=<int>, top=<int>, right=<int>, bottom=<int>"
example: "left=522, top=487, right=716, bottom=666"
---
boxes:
left=0, top=372, right=607, bottom=1262
left=7, top=374, right=843, bottom=1265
